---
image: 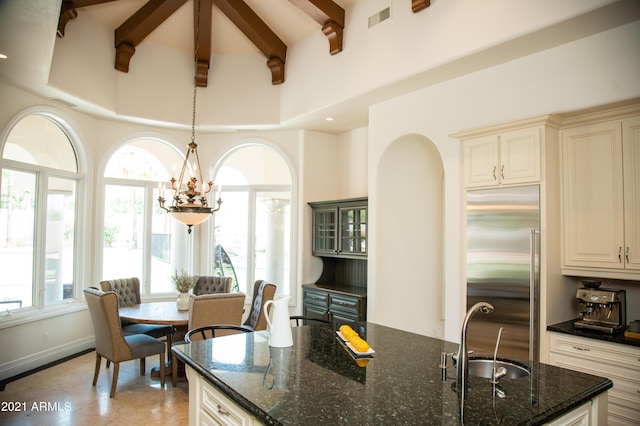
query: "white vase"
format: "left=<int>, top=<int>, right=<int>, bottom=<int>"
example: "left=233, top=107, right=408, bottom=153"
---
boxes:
left=177, top=292, right=189, bottom=310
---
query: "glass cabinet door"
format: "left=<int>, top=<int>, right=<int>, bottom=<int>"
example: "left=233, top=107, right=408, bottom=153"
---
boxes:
left=313, top=208, right=337, bottom=255
left=339, top=207, right=367, bottom=256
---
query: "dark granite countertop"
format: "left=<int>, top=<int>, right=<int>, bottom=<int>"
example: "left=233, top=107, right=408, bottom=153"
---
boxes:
left=173, top=323, right=612, bottom=425
left=547, top=318, right=640, bottom=348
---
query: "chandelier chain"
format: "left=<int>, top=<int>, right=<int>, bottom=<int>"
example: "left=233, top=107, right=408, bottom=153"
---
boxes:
left=191, top=0, right=201, bottom=145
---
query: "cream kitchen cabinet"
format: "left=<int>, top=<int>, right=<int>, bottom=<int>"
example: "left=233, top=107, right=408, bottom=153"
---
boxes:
left=544, top=394, right=607, bottom=426
left=560, top=106, right=640, bottom=280
left=548, top=332, right=640, bottom=426
left=186, top=365, right=255, bottom=426
left=455, top=116, right=560, bottom=188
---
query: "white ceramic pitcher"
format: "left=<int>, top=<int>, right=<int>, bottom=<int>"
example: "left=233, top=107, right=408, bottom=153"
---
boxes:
left=263, top=296, right=293, bottom=347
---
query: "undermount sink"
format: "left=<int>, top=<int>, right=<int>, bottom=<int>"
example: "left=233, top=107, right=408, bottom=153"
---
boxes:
left=467, top=359, right=530, bottom=379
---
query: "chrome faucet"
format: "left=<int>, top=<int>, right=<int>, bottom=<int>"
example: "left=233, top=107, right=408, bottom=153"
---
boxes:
left=456, top=302, right=494, bottom=387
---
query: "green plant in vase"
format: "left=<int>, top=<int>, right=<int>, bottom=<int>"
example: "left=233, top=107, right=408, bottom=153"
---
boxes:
left=172, top=270, right=199, bottom=310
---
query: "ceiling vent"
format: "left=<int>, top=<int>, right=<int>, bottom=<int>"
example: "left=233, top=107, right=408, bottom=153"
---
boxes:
left=368, top=6, right=391, bottom=28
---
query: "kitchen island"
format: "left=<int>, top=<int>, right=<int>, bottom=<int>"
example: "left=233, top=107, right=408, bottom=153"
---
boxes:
left=172, top=323, right=611, bottom=425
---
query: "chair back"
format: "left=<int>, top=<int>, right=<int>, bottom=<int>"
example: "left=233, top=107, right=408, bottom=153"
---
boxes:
left=99, top=277, right=141, bottom=307
left=188, top=292, right=246, bottom=341
left=83, top=288, right=132, bottom=362
left=290, top=315, right=330, bottom=327
left=185, top=324, right=253, bottom=343
left=193, top=276, right=232, bottom=296
left=243, top=280, right=277, bottom=331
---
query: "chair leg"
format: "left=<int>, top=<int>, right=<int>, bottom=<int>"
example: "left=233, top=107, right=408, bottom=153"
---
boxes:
left=139, top=357, right=146, bottom=375
left=110, top=362, right=120, bottom=398
left=172, top=351, right=178, bottom=387
left=93, top=353, right=101, bottom=386
left=159, top=352, right=165, bottom=389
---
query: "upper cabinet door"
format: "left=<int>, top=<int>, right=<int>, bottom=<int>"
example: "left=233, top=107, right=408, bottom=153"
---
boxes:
left=463, top=135, right=500, bottom=187
left=623, top=116, right=640, bottom=271
left=561, top=120, right=625, bottom=270
left=500, top=127, right=541, bottom=185
left=339, top=205, right=367, bottom=256
left=312, top=207, right=337, bottom=256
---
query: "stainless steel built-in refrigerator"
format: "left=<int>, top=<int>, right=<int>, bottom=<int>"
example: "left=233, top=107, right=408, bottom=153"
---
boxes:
left=466, top=185, right=540, bottom=363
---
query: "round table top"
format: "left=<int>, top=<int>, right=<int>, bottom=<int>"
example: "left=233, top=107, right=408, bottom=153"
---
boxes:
left=119, top=301, right=189, bottom=326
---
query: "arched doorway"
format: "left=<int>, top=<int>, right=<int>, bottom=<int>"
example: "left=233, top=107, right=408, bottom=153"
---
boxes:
left=374, top=134, right=445, bottom=336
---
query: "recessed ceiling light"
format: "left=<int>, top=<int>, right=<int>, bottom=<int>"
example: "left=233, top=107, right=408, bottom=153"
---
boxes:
left=325, top=117, right=334, bottom=121
left=0, top=54, right=7, bottom=59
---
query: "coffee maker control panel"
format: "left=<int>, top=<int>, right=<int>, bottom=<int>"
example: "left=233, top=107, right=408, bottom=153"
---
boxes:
left=576, top=290, right=621, bottom=304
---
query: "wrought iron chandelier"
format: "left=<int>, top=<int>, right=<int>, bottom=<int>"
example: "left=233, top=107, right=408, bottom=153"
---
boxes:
left=157, top=0, right=221, bottom=233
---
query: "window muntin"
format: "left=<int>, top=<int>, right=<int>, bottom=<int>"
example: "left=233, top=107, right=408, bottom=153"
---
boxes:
left=0, top=113, right=80, bottom=313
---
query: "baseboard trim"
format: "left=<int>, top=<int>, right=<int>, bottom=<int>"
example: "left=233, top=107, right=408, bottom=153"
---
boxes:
left=0, top=337, right=95, bottom=387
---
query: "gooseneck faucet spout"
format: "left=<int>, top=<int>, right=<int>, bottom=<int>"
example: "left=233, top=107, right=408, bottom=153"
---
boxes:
left=456, top=302, right=494, bottom=387
left=491, top=327, right=506, bottom=384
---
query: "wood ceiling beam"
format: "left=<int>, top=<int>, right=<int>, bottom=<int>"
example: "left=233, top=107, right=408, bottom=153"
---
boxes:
left=412, top=0, right=431, bottom=13
left=194, top=0, right=213, bottom=87
left=287, top=0, right=345, bottom=55
left=114, top=0, right=189, bottom=73
left=57, top=0, right=118, bottom=37
left=212, top=0, right=287, bottom=85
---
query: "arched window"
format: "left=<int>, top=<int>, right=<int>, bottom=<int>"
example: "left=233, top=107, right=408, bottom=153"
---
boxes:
left=1, top=114, right=81, bottom=311
left=102, top=139, right=186, bottom=294
left=212, top=144, right=293, bottom=297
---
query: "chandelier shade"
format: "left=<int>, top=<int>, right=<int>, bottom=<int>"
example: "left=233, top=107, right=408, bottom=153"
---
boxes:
left=157, top=142, right=222, bottom=233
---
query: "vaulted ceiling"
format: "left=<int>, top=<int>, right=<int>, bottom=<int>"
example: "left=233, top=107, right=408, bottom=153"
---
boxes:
left=56, top=0, right=430, bottom=87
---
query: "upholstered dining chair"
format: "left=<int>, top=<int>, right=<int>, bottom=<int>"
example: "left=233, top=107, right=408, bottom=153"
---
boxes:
left=171, top=292, right=246, bottom=386
left=188, top=292, right=247, bottom=332
left=242, top=280, right=277, bottom=331
left=83, top=287, right=165, bottom=398
left=99, top=277, right=172, bottom=336
left=99, top=277, right=172, bottom=366
left=193, top=275, right=232, bottom=296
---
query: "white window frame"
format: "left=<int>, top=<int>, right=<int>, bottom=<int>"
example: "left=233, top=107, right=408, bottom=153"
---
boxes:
left=97, top=136, right=189, bottom=299
left=207, top=142, right=298, bottom=305
left=0, top=108, right=89, bottom=328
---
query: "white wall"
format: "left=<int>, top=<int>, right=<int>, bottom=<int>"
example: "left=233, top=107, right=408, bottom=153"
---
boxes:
left=368, top=20, right=640, bottom=343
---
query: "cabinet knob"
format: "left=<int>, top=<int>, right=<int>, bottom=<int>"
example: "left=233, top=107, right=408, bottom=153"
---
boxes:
left=492, top=166, right=497, bottom=180
left=216, top=404, right=230, bottom=415
left=626, top=247, right=630, bottom=264
left=500, top=164, right=505, bottom=180
left=572, top=345, right=590, bottom=352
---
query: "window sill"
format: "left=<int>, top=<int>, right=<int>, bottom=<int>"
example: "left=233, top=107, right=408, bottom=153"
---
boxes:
left=0, top=300, right=87, bottom=330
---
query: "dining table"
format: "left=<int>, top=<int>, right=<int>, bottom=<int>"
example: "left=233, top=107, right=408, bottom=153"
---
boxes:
left=119, top=301, right=190, bottom=377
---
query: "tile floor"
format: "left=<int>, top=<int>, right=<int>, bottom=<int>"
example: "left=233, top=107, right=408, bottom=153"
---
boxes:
left=0, top=351, right=189, bottom=425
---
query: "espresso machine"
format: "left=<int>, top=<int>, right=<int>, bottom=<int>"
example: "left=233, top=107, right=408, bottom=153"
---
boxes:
left=575, top=281, right=626, bottom=334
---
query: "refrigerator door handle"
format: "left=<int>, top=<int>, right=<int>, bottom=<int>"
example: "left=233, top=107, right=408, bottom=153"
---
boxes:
left=529, top=229, right=540, bottom=363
